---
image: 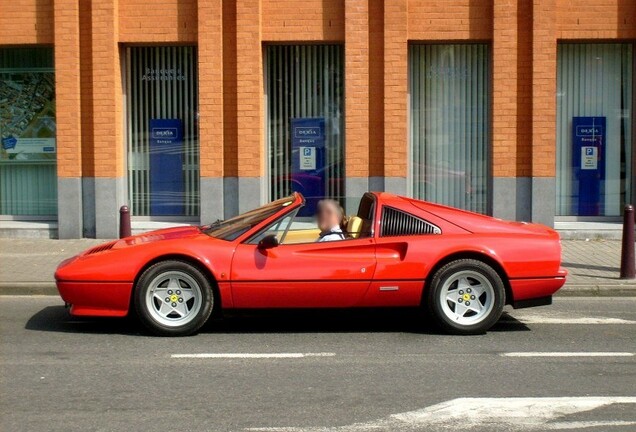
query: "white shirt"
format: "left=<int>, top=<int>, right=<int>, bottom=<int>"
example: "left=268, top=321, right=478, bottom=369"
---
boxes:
left=318, top=225, right=345, bottom=242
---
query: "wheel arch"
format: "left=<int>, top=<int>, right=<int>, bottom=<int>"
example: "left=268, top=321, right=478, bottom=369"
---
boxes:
left=423, top=251, right=513, bottom=306
left=130, top=254, right=221, bottom=313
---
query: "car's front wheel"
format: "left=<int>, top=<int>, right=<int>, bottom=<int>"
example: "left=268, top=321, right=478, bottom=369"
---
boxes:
left=426, top=259, right=505, bottom=335
left=134, top=260, right=214, bottom=336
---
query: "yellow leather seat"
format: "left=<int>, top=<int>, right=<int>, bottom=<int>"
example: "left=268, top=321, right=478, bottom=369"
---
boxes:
left=347, top=216, right=364, bottom=239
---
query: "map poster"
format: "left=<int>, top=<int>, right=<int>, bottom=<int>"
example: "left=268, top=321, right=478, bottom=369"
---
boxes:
left=0, top=71, right=56, bottom=162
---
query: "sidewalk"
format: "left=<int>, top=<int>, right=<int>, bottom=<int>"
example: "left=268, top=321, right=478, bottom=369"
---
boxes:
left=0, top=238, right=635, bottom=296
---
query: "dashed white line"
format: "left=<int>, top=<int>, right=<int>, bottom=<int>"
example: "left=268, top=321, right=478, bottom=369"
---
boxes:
left=514, top=316, right=636, bottom=325
left=171, top=352, right=336, bottom=359
left=501, top=352, right=634, bottom=358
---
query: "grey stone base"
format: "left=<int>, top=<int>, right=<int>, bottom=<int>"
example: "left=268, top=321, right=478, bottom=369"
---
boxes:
left=200, top=177, right=224, bottom=224
left=531, top=177, right=556, bottom=227
left=384, top=177, right=407, bottom=195
left=492, top=177, right=532, bottom=222
left=94, top=177, right=126, bottom=239
left=57, top=177, right=83, bottom=239
left=82, top=177, right=96, bottom=238
left=237, top=177, right=263, bottom=214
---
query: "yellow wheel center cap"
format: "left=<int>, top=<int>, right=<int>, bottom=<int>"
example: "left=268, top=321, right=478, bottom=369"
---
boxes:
left=170, top=294, right=179, bottom=303
left=463, top=293, right=471, bottom=301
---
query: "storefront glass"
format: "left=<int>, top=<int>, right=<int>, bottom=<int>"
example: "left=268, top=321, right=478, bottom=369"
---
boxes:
left=0, top=47, right=57, bottom=216
left=556, top=43, right=633, bottom=217
left=125, top=46, right=199, bottom=217
left=409, top=44, right=490, bottom=214
left=265, top=45, right=344, bottom=214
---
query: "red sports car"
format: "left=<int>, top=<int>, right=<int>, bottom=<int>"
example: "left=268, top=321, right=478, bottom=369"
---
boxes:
left=55, top=192, right=567, bottom=336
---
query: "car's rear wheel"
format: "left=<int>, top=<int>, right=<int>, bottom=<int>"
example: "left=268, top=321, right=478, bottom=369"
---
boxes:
left=427, top=259, right=505, bottom=335
left=134, top=260, right=214, bottom=336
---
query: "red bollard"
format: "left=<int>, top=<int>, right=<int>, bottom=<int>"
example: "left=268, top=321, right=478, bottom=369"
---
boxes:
left=119, top=205, right=131, bottom=239
left=620, top=204, right=635, bottom=279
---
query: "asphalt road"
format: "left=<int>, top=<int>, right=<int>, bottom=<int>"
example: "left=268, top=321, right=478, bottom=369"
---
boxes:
left=1, top=296, right=635, bottom=432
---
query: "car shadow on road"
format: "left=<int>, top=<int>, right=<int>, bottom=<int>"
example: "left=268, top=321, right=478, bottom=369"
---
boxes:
left=25, top=305, right=141, bottom=335
left=25, top=306, right=530, bottom=336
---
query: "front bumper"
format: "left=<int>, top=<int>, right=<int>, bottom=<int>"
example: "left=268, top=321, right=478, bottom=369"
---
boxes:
left=56, top=280, right=133, bottom=317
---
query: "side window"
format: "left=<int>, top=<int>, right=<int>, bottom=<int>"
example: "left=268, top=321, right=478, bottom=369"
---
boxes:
left=248, top=211, right=297, bottom=244
left=380, top=206, right=441, bottom=237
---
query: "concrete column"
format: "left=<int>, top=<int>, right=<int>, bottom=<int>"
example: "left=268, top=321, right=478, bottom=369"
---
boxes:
left=54, top=0, right=83, bottom=238
left=198, top=0, right=225, bottom=224
left=531, top=0, right=557, bottom=227
left=236, top=0, right=264, bottom=213
left=91, top=0, right=125, bottom=239
left=383, top=0, right=408, bottom=195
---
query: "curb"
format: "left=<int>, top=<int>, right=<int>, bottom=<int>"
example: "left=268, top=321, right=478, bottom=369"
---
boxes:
left=1, top=282, right=636, bottom=297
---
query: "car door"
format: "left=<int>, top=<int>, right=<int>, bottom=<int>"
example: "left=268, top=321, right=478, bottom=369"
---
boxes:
left=230, top=236, right=377, bottom=308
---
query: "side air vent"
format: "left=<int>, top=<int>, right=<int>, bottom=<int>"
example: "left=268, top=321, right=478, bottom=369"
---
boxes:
left=86, top=241, right=116, bottom=255
left=380, top=206, right=441, bottom=237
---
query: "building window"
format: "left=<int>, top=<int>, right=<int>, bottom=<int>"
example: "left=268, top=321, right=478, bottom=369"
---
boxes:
left=0, top=47, right=57, bottom=217
left=265, top=45, right=344, bottom=214
left=409, top=44, right=490, bottom=214
left=125, top=46, right=199, bottom=217
left=556, top=43, right=633, bottom=217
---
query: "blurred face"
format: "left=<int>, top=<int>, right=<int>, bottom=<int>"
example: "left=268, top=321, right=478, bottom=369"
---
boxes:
left=317, top=202, right=340, bottom=232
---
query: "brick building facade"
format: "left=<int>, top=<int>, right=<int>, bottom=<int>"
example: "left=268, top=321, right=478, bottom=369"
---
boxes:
left=1, top=1, right=635, bottom=238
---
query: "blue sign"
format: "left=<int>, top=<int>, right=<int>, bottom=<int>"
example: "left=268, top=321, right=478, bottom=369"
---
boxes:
left=2, top=136, right=17, bottom=150
left=291, top=118, right=326, bottom=215
left=572, top=116, right=605, bottom=216
left=149, top=119, right=184, bottom=215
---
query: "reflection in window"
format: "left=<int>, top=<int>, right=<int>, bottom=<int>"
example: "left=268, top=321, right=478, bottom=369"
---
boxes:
left=556, top=43, right=633, bottom=216
left=0, top=47, right=57, bottom=216
left=265, top=45, right=344, bottom=214
left=409, top=44, right=490, bottom=214
left=125, top=46, right=200, bottom=217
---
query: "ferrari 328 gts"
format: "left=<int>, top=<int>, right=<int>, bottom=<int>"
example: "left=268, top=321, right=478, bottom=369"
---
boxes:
left=55, top=192, right=567, bottom=336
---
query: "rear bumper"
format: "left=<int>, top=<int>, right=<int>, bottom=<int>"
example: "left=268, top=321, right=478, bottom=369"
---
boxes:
left=510, top=268, right=567, bottom=308
left=56, top=280, right=133, bottom=317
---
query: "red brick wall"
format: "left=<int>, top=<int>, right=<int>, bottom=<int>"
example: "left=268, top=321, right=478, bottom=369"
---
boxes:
left=384, top=0, right=408, bottom=178
left=91, top=0, right=123, bottom=178
left=198, top=0, right=224, bottom=178
left=408, top=0, right=493, bottom=40
left=262, top=0, right=344, bottom=42
left=54, top=0, right=82, bottom=178
left=0, top=0, right=53, bottom=44
left=345, top=0, right=370, bottom=178
left=236, top=0, right=263, bottom=178
left=119, top=0, right=198, bottom=43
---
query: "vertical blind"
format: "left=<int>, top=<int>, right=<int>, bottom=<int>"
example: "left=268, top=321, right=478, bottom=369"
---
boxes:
left=266, top=45, right=344, bottom=201
left=0, top=47, right=57, bottom=216
left=409, top=44, right=490, bottom=214
left=125, top=46, right=199, bottom=217
left=556, top=43, right=633, bottom=216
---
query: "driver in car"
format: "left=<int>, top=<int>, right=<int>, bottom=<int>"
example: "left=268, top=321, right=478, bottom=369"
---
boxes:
left=316, top=199, right=347, bottom=242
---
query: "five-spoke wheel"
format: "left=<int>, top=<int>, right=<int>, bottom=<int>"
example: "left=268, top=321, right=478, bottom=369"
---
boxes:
left=134, top=260, right=214, bottom=336
left=427, top=259, right=505, bottom=335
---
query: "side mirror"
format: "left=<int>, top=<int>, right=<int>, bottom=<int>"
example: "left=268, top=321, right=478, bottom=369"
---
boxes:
left=257, top=234, right=279, bottom=250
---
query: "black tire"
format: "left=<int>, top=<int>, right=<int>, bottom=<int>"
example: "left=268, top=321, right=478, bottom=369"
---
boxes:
left=426, top=259, right=505, bottom=335
left=134, top=260, right=214, bottom=336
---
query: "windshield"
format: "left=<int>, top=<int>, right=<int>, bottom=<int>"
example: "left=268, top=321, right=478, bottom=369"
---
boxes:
left=202, top=196, right=295, bottom=241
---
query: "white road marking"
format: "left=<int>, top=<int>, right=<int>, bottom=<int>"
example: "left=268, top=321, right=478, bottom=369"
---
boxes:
left=171, top=352, right=335, bottom=359
left=511, top=315, right=636, bottom=325
left=502, top=352, right=634, bottom=358
left=247, top=397, right=636, bottom=431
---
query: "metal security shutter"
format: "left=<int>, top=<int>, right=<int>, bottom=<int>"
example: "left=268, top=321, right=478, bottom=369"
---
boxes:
left=265, top=45, right=344, bottom=201
left=409, top=44, right=490, bottom=214
left=125, top=46, right=199, bottom=217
